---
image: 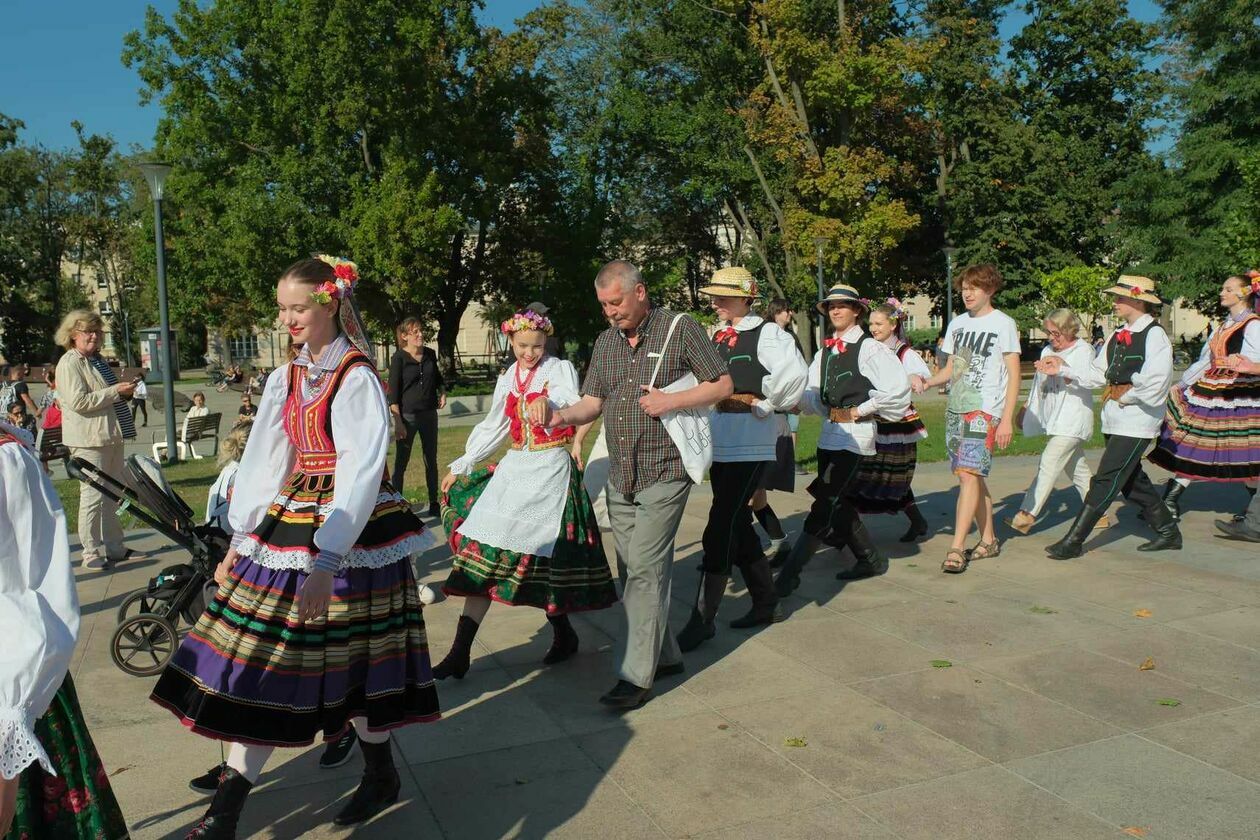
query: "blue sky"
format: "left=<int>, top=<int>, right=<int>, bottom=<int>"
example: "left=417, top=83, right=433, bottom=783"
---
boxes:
left=2, top=0, right=1160, bottom=152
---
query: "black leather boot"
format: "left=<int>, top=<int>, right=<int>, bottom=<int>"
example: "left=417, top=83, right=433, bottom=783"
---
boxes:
left=184, top=767, right=253, bottom=839
left=543, top=614, right=579, bottom=665
left=1046, top=505, right=1106, bottom=560
left=677, top=573, right=728, bottom=652
left=1161, top=479, right=1187, bottom=521
left=433, top=615, right=479, bottom=680
left=1138, top=502, right=1183, bottom=552
left=900, top=503, right=929, bottom=542
left=334, top=739, right=401, bottom=826
left=730, top=558, right=783, bottom=628
left=773, top=533, right=824, bottom=597
left=837, top=521, right=889, bottom=580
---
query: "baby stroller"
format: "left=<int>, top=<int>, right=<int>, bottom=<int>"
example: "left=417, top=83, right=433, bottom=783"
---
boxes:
left=67, top=454, right=227, bottom=677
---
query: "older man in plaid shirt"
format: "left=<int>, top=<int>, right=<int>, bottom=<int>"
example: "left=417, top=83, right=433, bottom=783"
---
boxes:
left=538, top=260, right=732, bottom=709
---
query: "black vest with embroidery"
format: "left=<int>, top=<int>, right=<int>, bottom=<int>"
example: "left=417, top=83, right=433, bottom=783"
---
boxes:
left=1105, top=321, right=1157, bottom=385
left=822, top=334, right=875, bottom=408
left=715, top=322, right=770, bottom=398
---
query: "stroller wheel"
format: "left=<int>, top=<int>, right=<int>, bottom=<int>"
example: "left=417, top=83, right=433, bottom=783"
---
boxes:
left=117, top=589, right=160, bottom=624
left=110, top=613, right=179, bottom=677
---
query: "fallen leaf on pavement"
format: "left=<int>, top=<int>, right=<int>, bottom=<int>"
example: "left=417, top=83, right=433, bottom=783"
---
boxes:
left=1029, top=605, right=1058, bottom=614
left=1134, top=608, right=1153, bottom=618
left=717, top=724, right=729, bottom=730
left=931, top=660, right=952, bottom=668
left=1139, top=657, right=1155, bottom=671
left=784, top=736, right=807, bottom=748
left=1122, top=827, right=1148, bottom=837
left=1156, top=698, right=1181, bottom=707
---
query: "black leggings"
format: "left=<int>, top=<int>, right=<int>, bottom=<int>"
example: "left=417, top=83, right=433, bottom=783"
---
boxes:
left=803, top=449, right=864, bottom=549
left=393, top=410, right=439, bottom=502
left=700, top=461, right=767, bottom=574
left=1083, top=435, right=1161, bottom=512
left=131, top=399, right=147, bottom=424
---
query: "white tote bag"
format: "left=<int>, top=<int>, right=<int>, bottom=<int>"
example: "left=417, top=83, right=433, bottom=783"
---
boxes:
left=648, top=314, right=714, bottom=484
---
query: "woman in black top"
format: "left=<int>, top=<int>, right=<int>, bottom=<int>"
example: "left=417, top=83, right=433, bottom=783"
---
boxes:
left=389, top=317, right=446, bottom=517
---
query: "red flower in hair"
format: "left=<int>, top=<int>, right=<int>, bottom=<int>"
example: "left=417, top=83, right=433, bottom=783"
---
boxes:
left=333, top=263, right=357, bottom=281
left=1247, top=270, right=1260, bottom=293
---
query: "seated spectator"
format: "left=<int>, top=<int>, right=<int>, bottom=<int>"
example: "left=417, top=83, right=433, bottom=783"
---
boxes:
left=7, top=400, right=36, bottom=435
left=206, top=420, right=252, bottom=533
left=237, top=393, right=257, bottom=422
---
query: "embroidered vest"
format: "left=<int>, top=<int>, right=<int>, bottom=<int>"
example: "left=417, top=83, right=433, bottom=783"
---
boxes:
left=1105, top=321, right=1157, bottom=385
left=504, top=361, right=575, bottom=451
left=713, top=322, right=769, bottom=398
left=1209, top=313, right=1258, bottom=361
left=283, top=350, right=374, bottom=475
left=822, top=334, right=875, bottom=408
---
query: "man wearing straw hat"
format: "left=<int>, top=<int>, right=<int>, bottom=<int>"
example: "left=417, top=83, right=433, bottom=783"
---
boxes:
left=675, top=267, right=807, bottom=652
left=1038, top=275, right=1181, bottom=558
left=540, top=260, right=733, bottom=710
left=774, top=283, right=911, bottom=594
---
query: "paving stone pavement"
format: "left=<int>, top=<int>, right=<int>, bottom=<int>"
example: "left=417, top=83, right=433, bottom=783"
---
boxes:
left=69, top=453, right=1260, bottom=839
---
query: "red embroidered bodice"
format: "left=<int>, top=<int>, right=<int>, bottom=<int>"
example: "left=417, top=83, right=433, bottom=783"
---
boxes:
left=283, top=349, right=373, bottom=475
left=505, top=388, right=574, bottom=451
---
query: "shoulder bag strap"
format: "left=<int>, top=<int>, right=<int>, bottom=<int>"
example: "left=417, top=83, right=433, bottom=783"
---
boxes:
left=648, top=314, right=686, bottom=389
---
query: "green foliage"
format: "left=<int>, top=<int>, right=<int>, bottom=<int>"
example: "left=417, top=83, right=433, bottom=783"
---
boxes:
left=1035, top=266, right=1114, bottom=321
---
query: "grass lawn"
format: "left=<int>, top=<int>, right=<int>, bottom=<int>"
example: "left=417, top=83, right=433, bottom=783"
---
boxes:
left=53, top=405, right=1105, bottom=532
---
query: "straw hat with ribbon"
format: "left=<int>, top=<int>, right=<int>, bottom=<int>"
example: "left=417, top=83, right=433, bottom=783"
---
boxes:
left=816, top=284, right=870, bottom=315
left=1104, top=275, right=1163, bottom=306
left=698, top=266, right=760, bottom=299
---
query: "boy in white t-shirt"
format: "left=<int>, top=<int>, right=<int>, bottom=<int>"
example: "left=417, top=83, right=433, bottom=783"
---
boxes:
left=918, top=264, right=1021, bottom=573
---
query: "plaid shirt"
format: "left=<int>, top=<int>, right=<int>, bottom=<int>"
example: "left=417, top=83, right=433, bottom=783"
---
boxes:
left=583, top=306, right=727, bottom=494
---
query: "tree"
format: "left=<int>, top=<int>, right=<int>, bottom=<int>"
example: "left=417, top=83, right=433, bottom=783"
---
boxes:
left=123, top=0, right=560, bottom=372
left=1036, top=265, right=1114, bottom=322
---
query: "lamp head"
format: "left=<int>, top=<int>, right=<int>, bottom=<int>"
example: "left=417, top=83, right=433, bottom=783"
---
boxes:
left=138, top=162, right=173, bottom=201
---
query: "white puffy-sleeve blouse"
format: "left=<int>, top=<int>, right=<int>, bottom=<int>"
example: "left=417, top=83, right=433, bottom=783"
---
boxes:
left=0, top=423, right=80, bottom=780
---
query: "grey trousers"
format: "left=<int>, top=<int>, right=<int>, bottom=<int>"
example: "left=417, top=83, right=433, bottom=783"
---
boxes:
left=607, top=479, right=690, bottom=689
left=1247, top=487, right=1260, bottom=532
left=71, top=443, right=126, bottom=562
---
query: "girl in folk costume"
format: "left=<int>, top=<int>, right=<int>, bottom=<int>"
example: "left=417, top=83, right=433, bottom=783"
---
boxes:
left=1007, top=308, right=1110, bottom=535
left=434, top=310, right=617, bottom=681
left=676, top=268, right=807, bottom=653
left=843, top=299, right=932, bottom=542
left=1148, top=271, right=1260, bottom=519
left=1, top=419, right=129, bottom=840
left=150, top=257, right=441, bottom=839
left=1040, top=276, right=1181, bottom=559
left=774, top=285, right=911, bottom=596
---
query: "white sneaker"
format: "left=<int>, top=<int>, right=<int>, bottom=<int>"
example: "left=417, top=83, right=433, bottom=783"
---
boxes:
left=416, top=583, right=438, bottom=605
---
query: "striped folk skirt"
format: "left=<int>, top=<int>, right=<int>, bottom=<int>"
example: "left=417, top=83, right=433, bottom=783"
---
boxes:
left=441, top=457, right=618, bottom=615
left=1149, top=373, right=1260, bottom=482
left=845, top=412, right=929, bottom=513
left=10, top=676, right=129, bottom=840
left=150, top=470, right=441, bottom=746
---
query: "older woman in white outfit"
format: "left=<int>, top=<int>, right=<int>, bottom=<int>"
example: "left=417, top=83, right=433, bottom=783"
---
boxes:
left=1008, top=308, right=1107, bottom=534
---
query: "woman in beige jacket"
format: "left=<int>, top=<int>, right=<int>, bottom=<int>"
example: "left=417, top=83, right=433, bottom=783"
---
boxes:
left=54, top=310, right=136, bottom=569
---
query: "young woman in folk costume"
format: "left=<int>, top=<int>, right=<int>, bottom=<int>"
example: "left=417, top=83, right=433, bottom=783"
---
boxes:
left=150, top=256, right=441, bottom=839
left=676, top=268, right=807, bottom=653
left=1, top=419, right=129, bottom=840
left=842, top=299, right=932, bottom=542
left=433, top=309, right=617, bottom=681
left=1148, top=271, right=1260, bottom=521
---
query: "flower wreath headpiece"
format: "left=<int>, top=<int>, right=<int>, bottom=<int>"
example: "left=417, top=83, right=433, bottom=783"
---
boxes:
left=310, top=254, right=360, bottom=304
left=501, top=309, right=554, bottom=336
left=885, top=297, right=907, bottom=321
left=1247, top=269, right=1260, bottom=294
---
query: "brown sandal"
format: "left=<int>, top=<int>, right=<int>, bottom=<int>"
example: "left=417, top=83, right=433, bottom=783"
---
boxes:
left=968, top=539, right=1001, bottom=561
left=941, top=548, right=969, bottom=574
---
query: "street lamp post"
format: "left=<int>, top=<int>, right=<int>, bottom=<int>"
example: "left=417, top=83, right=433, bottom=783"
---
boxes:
left=138, top=162, right=178, bottom=465
left=942, top=246, right=958, bottom=329
left=813, top=236, right=828, bottom=351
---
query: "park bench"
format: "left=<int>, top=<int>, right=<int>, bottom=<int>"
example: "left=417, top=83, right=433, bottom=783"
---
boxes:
left=152, top=411, right=223, bottom=461
left=36, top=424, right=68, bottom=463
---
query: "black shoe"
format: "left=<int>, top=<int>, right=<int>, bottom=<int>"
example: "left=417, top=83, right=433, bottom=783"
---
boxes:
left=1138, top=503, right=1182, bottom=552
left=543, top=615, right=579, bottom=665
left=1214, top=519, right=1260, bottom=542
left=900, top=505, right=929, bottom=542
left=189, top=762, right=225, bottom=796
left=185, top=766, right=253, bottom=839
left=107, top=548, right=137, bottom=566
left=1046, top=505, right=1105, bottom=560
left=428, top=501, right=440, bottom=518
left=599, top=680, right=652, bottom=710
left=654, top=661, right=686, bottom=680
left=774, top=534, right=825, bottom=597
left=1161, top=480, right=1186, bottom=521
left=836, top=521, right=889, bottom=580
left=319, top=727, right=359, bottom=769
left=676, top=573, right=726, bottom=652
left=333, top=740, right=401, bottom=826
left=676, top=609, right=716, bottom=652
left=729, top=602, right=783, bottom=628
left=730, top=558, right=782, bottom=628
left=433, top=615, right=479, bottom=680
